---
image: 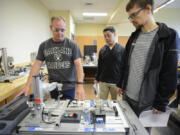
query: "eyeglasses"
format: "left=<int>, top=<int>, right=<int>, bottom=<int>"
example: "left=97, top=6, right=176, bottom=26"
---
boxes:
left=52, top=26, right=66, bottom=32
left=128, top=8, right=144, bottom=20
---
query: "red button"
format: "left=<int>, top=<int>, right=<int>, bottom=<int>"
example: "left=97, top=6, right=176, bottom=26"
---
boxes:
left=68, top=113, right=74, bottom=118
left=36, top=98, right=41, bottom=103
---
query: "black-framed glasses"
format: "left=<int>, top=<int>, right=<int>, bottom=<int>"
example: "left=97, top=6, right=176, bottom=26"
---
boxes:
left=52, top=26, right=66, bottom=32
left=128, top=8, right=144, bottom=20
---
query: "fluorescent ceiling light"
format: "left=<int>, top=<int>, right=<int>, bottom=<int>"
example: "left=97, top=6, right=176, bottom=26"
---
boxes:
left=154, top=0, right=175, bottom=13
left=83, top=12, right=107, bottom=16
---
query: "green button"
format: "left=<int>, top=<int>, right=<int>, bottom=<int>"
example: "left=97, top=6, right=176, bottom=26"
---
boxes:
left=64, top=113, right=68, bottom=117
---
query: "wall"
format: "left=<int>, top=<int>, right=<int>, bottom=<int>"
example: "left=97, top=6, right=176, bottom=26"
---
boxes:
left=75, top=23, right=106, bottom=36
left=111, top=23, right=134, bottom=45
left=154, top=8, right=180, bottom=34
left=113, top=22, right=135, bottom=36
left=0, top=0, right=50, bottom=64
left=118, top=36, right=129, bottom=46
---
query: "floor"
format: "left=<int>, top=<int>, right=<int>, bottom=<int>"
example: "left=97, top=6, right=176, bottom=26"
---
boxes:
left=75, top=83, right=179, bottom=135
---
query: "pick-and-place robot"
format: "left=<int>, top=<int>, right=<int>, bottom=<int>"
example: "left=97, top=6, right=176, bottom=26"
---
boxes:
left=14, top=74, right=148, bottom=135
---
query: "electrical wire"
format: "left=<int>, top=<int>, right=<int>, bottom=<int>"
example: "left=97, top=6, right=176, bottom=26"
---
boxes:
left=41, top=107, right=56, bottom=124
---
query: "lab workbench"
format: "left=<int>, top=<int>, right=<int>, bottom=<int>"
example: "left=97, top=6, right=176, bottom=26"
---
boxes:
left=0, top=75, right=28, bottom=106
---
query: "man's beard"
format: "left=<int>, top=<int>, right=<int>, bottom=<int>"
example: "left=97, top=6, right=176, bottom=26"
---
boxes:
left=136, top=24, right=143, bottom=29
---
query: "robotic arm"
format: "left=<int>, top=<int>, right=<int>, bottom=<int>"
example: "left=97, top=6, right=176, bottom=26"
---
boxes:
left=32, top=74, right=63, bottom=103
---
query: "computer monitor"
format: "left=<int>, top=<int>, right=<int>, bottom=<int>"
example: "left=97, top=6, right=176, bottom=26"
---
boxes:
left=84, top=45, right=97, bottom=57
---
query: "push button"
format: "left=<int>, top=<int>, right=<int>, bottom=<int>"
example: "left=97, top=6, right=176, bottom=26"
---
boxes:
left=68, top=113, right=74, bottom=118
left=64, top=113, right=68, bottom=118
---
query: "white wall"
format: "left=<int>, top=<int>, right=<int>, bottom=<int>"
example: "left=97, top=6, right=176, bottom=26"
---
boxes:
left=0, top=0, right=50, bottom=64
left=112, top=22, right=134, bottom=37
left=154, top=8, right=180, bottom=35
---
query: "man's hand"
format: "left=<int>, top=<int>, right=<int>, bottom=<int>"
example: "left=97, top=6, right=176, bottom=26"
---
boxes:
left=117, top=87, right=122, bottom=96
left=153, top=109, right=164, bottom=114
left=15, top=85, right=29, bottom=98
left=15, top=60, right=42, bottom=98
left=76, top=84, right=85, bottom=100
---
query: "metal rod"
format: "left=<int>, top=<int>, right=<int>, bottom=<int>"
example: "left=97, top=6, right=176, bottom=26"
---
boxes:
left=1, top=48, right=9, bottom=76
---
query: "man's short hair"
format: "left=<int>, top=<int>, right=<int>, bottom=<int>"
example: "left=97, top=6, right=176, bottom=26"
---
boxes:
left=126, top=0, right=154, bottom=13
left=103, top=26, right=116, bottom=33
left=51, top=16, right=66, bottom=25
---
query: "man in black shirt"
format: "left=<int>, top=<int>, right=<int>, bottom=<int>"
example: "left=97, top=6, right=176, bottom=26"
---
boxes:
left=94, top=26, right=124, bottom=100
